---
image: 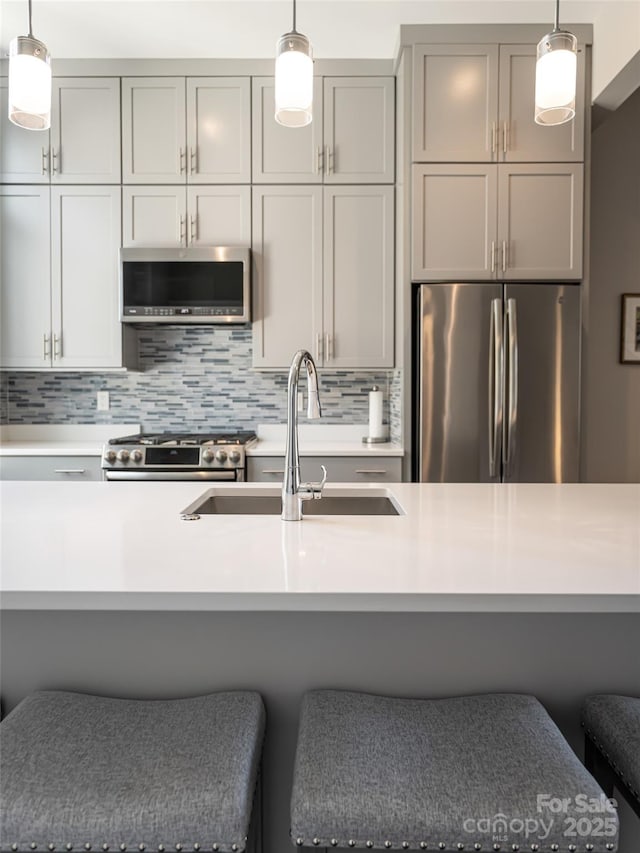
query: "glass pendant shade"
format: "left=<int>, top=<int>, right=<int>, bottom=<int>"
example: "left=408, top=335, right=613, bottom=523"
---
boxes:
left=275, top=31, right=313, bottom=127
left=9, top=33, right=52, bottom=130
left=535, top=30, right=577, bottom=126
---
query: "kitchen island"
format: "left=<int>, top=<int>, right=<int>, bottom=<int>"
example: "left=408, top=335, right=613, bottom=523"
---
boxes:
left=2, top=481, right=640, bottom=851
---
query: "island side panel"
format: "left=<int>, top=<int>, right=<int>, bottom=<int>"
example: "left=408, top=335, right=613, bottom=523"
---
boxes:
left=2, top=611, right=639, bottom=853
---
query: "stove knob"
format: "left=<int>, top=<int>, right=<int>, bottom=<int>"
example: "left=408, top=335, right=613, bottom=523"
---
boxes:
left=202, top=449, right=214, bottom=463
left=117, top=449, right=130, bottom=463
left=130, top=449, right=143, bottom=463
left=215, top=449, right=228, bottom=463
left=104, top=450, right=117, bottom=464
left=228, top=449, right=241, bottom=464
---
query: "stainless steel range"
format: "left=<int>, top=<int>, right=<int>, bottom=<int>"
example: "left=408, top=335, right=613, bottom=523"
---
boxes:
left=102, top=431, right=257, bottom=481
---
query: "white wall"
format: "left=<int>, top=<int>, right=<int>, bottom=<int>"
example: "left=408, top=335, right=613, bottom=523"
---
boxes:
left=582, top=87, right=640, bottom=482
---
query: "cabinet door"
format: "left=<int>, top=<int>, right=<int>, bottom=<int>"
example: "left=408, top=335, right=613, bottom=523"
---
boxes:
left=498, top=45, right=585, bottom=162
left=187, top=77, right=250, bottom=183
left=123, top=186, right=187, bottom=247
left=413, top=45, right=499, bottom=162
left=247, top=456, right=402, bottom=483
left=51, top=187, right=123, bottom=368
left=187, top=186, right=251, bottom=247
left=412, top=164, right=498, bottom=280
left=0, top=81, right=50, bottom=183
left=0, top=187, right=51, bottom=369
left=323, top=77, right=394, bottom=183
left=252, top=186, right=323, bottom=368
left=323, top=186, right=394, bottom=368
left=122, top=78, right=186, bottom=183
left=252, top=77, right=323, bottom=183
left=0, top=455, right=103, bottom=481
left=50, top=78, right=121, bottom=182
left=498, top=164, right=583, bottom=280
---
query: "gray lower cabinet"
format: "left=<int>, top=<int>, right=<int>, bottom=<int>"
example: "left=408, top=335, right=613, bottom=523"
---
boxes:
left=412, top=163, right=583, bottom=280
left=0, top=456, right=103, bottom=481
left=247, top=456, right=403, bottom=483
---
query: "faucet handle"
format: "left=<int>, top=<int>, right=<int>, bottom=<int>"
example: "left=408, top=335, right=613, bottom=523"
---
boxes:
left=299, top=465, right=327, bottom=501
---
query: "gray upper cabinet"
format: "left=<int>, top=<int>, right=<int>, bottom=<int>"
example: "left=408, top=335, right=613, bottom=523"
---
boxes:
left=324, top=77, right=395, bottom=183
left=412, top=163, right=583, bottom=281
left=413, top=45, right=499, bottom=163
left=252, top=185, right=323, bottom=368
left=122, top=77, right=250, bottom=184
left=498, top=45, right=584, bottom=162
left=252, top=76, right=394, bottom=184
left=323, top=186, right=394, bottom=367
left=497, top=164, right=583, bottom=280
left=187, top=186, right=251, bottom=246
left=413, top=43, right=585, bottom=163
left=123, top=186, right=187, bottom=247
left=1, top=77, right=121, bottom=184
left=412, top=164, right=498, bottom=280
left=122, top=78, right=186, bottom=183
left=186, top=77, right=251, bottom=183
left=252, top=77, right=323, bottom=183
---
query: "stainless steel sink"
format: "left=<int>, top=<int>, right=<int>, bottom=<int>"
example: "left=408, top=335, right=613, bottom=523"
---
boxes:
left=180, top=487, right=403, bottom=518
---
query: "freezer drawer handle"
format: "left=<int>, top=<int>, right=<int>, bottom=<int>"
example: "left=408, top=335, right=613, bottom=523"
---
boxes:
left=488, top=298, right=504, bottom=479
left=503, top=298, right=519, bottom=475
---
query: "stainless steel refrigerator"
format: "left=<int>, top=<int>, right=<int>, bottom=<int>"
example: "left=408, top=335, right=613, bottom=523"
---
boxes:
left=415, top=282, right=581, bottom=483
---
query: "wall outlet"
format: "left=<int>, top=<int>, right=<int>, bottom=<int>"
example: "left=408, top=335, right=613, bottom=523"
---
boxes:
left=97, top=390, right=110, bottom=411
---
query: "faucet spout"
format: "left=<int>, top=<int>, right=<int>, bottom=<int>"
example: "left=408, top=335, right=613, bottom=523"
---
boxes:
left=282, top=349, right=326, bottom=521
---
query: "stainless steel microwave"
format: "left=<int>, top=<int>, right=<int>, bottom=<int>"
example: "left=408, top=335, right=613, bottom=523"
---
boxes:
left=120, top=247, right=250, bottom=324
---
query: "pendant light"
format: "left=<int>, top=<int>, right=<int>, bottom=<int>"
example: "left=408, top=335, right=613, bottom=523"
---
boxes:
left=8, top=0, right=52, bottom=130
left=534, top=0, right=577, bottom=126
left=275, top=0, right=313, bottom=127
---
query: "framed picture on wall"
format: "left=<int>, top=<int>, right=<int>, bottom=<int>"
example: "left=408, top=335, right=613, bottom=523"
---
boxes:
left=620, top=294, right=640, bottom=363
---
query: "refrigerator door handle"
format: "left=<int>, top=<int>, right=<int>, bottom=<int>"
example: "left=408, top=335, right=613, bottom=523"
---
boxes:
left=488, top=298, right=504, bottom=479
left=503, top=297, right=519, bottom=474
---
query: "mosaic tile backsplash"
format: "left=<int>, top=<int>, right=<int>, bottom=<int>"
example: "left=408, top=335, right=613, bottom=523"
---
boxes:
left=1, top=327, right=403, bottom=441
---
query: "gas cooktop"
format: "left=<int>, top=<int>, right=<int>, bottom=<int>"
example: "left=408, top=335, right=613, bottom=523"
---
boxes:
left=108, top=431, right=257, bottom=447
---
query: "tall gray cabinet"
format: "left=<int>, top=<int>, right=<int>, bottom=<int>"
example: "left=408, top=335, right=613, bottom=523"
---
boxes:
left=411, top=38, right=586, bottom=281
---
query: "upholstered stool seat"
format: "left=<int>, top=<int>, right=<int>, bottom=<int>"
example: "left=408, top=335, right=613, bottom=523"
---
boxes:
left=0, top=690, right=265, bottom=853
left=582, top=694, right=640, bottom=817
left=291, top=690, right=618, bottom=853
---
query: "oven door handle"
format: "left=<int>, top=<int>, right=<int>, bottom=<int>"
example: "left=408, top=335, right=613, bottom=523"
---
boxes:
left=104, top=470, right=238, bottom=481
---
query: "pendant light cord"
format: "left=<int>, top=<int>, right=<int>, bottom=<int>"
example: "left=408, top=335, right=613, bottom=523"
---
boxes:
left=292, top=0, right=297, bottom=33
left=28, top=0, right=34, bottom=37
left=553, top=0, right=560, bottom=32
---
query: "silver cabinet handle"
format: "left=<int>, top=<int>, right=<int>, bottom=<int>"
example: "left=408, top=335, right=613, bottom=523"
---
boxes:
left=179, top=147, right=186, bottom=175
left=501, top=240, right=508, bottom=273
left=315, top=146, right=323, bottom=175
left=43, top=333, right=51, bottom=359
left=355, top=469, right=388, bottom=475
left=491, top=122, right=497, bottom=155
left=325, top=333, right=333, bottom=361
left=53, top=333, right=62, bottom=359
left=178, top=214, right=186, bottom=245
left=54, top=469, right=86, bottom=475
left=41, top=147, right=48, bottom=175
left=488, top=298, right=504, bottom=479
left=51, top=147, right=58, bottom=174
left=503, top=297, right=518, bottom=475
left=503, top=120, right=509, bottom=154
left=262, top=469, right=285, bottom=475
left=190, top=147, right=197, bottom=175
left=325, top=145, right=333, bottom=175
left=316, top=332, right=324, bottom=361
left=490, top=240, right=496, bottom=274
left=189, top=215, right=196, bottom=245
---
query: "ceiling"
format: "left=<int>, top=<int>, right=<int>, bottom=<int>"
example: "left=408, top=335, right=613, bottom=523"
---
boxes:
left=1, top=0, right=639, bottom=103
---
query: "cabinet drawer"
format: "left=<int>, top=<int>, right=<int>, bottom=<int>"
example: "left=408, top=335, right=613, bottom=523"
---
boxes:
left=0, top=456, right=102, bottom=481
left=247, top=456, right=402, bottom=483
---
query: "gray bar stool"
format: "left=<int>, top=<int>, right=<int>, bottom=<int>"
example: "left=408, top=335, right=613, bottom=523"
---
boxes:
left=291, top=690, right=619, bottom=853
left=0, top=690, right=265, bottom=853
left=582, top=694, right=640, bottom=819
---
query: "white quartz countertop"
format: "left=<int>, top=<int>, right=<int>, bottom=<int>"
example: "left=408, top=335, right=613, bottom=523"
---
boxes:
left=1, top=481, right=638, bottom=613
left=0, top=425, right=141, bottom=456
left=247, top=425, right=403, bottom=456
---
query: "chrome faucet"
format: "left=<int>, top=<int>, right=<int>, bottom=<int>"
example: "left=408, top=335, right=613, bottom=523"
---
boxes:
left=282, top=349, right=327, bottom=521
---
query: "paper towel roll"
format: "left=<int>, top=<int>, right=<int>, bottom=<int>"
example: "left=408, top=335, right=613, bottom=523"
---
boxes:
left=368, top=386, right=385, bottom=440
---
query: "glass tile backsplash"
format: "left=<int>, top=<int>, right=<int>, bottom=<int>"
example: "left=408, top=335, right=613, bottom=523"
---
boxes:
left=1, top=327, right=402, bottom=442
